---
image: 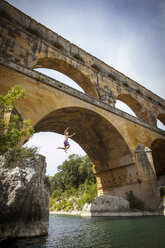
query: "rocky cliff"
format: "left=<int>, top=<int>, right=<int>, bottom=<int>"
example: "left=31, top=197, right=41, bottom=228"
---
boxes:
left=0, top=154, right=49, bottom=241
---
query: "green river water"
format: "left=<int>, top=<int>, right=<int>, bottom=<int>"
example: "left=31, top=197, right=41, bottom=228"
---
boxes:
left=1, top=214, right=165, bottom=248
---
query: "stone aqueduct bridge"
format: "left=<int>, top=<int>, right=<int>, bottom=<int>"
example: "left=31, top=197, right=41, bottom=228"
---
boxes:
left=0, top=0, right=165, bottom=210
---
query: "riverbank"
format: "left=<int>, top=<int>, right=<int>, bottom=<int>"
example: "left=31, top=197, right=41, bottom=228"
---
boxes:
left=49, top=194, right=165, bottom=217
left=50, top=209, right=164, bottom=217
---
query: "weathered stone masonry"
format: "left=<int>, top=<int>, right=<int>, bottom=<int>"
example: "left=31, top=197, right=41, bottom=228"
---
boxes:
left=0, top=0, right=165, bottom=211
left=0, top=0, right=165, bottom=127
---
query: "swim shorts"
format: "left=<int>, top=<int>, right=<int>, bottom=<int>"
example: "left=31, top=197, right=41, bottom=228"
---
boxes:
left=64, top=140, right=69, bottom=147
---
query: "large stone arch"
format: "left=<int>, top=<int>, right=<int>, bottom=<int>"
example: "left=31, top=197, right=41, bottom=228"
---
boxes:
left=34, top=106, right=134, bottom=194
left=116, top=93, right=155, bottom=125
left=34, top=106, right=132, bottom=170
left=1, top=60, right=165, bottom=206
left=31, top=57, right=99, bottom=99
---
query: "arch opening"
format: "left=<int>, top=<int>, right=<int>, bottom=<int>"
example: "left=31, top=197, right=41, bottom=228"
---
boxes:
left=34, top=68, right=84, bottom=92
left=151, top=139, right=165, bottom=188
left=116, top=94, right=142, bottom=119
left=115, top=100, right=136, bottom=117
left=32, top=57, right=98, bottom=98
left=34, top=106, right=134, bottom=194
left=157, top=113, right=165, bottom=130
left=157, top=119, right=165, bottom=131
left=116, top=93, right=153, bottom=124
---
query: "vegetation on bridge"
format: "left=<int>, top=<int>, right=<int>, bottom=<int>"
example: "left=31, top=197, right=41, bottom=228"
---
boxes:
left=47, top=154, right=97, bottom=211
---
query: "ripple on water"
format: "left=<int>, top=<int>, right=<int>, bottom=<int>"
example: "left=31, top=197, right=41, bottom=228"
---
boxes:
left=1, top=214, right=165, bottom=248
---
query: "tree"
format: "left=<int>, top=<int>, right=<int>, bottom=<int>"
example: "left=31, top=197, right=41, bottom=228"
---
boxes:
left=49, top=154, right=96, bottom=194
left=48, top=154, right=97, bottom=211
left=0, top=86, right=34, bottom=155
left=0, top=86, right=26, bottom=113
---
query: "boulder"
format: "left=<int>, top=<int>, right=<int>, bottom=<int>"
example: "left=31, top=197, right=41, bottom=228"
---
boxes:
left=90, top=195, right=130, bottom=214
left=0, top=154, right=49, bottom=241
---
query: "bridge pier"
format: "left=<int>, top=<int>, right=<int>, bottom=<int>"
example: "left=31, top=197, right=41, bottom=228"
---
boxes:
left=94, top=145, right=162, bottom=211
left=134, top=144, right=161, bottom=210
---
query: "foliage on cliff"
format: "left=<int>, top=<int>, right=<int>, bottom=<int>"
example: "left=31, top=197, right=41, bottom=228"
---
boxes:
left=4, top=146, right=39, bottom=168
left=159, top=187, right=165, bottom=199
left=0, top=86, right=34, bottom=155
left=48, top=154, right=97, bottom=211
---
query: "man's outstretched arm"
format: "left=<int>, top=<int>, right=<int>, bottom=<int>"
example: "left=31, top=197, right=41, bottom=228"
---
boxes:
left=64, top=127, right=70, bottom=134
left=69, top=132, right=76, bottom=138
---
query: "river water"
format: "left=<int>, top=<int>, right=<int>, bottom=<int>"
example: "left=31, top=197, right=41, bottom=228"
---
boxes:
left=1, top=214, right=165, bottom=248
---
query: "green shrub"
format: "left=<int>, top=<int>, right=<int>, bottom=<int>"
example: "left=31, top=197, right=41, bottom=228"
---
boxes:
left=76, top=197, right=86, bottom=210
left=58, top=82, right=63, bottom=88
left=55, top=201, right=62, bottom=211
left=55, top=199, right=67, bottom=211
left=159, top=187, right=165, bottom=198
left=5, top=146, right=38, bottom=167
left=64, top=199, right=74, bottom=211
left=49, top=196, right=56, bottom=211
left=37, top=75, right=44, bottom=81
left=75, top=182, right=97, bottom=210
left=52, top=189, right=63, bottom=199
left=126, top=190, right=144, bottom=210
left=49, top=182, right=97, bottom=212
left=4, top=146, right=38, bottom=168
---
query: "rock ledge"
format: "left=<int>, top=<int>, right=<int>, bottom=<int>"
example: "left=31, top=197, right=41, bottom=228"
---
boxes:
left=0, top=154, right=49, bottom=241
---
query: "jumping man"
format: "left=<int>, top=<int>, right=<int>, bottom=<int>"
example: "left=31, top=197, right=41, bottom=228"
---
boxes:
left=58, top=127, right=76, bottom=153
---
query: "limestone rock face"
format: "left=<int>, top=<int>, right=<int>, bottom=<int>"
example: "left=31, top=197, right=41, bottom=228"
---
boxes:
left=90, top=195, right=130, bottom=213
left=0, top=154, right=49, bottom=241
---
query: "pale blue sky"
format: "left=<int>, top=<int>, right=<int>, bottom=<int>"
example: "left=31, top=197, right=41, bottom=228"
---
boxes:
left=7, top=0, right=165, bottom=175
